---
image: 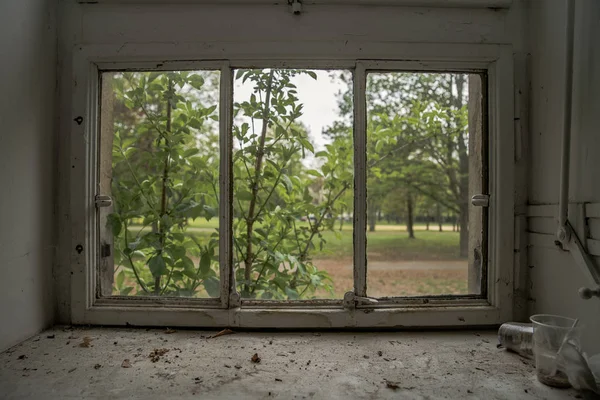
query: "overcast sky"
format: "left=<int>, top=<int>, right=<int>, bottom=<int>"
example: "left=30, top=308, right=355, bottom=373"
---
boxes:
left=233, top=70, right=348, bottom=152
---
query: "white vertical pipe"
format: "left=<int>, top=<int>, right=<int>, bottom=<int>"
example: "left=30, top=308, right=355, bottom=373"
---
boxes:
left=558, top=0, right=575, bottom=229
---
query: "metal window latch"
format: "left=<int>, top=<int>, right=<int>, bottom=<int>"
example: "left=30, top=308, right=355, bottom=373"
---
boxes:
left=229, top=292, right=241, bottom=308
left=471, top=194, right=490, bottom=207
left=343, top=291, right=378, bottom=309
left=95, top=195, right=113, bottom=208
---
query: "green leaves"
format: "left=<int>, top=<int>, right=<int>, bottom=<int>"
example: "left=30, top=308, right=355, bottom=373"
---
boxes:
left=228, top=68, right=354, bottom=299
left=285, top=287, right=299, bottom=300
left=236, top=190, right=254, bottom=201
left=280, top=174, right=293, bottom=194
left=199, top=251, right=211, bottom=276
left=110, top=68, right=345, bottom=299
left=148, top=254, right=167, bottom=277
left=203, top=277, right=220, bottom=297
left=297, top=137, right=314, bottom=154
left=106, top=213, right=122, bottom=237
left=203, top=205, right=217, bottom=219
left=188, top=74, right=205, bottom=90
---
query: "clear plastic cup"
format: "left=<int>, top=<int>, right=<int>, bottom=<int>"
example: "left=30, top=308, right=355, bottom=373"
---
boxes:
left=530, top=314, right=582, bottom=388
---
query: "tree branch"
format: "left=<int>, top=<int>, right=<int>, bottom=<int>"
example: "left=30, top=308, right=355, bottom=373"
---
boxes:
left=244, top=70, right=275, bottom=294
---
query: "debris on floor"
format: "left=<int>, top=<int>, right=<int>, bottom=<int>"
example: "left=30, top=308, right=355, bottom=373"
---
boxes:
left=149, top=348, right=169, bottom=362
left=0, top=327, right=578, bottom=400
left=208, top=329, right=236, bottom=339
left=79, top=336, right=92, bottom=348
left=385, top=380, right=400, bottom=390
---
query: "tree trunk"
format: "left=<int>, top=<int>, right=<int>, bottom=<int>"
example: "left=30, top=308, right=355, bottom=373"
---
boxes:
left=437, top=204, right=443, bottom=232
left=425, top=212, right=430, bottom=231
left=459, top=205, right=468, bottom=258
left=367, top=198, right=377, bottom=232
left=368, top=212, right=376, bottom=232
left=406, top=195, right=415, bottom=239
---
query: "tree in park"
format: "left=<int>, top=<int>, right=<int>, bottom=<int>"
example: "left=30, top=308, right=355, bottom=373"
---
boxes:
left=326, top=72, right=474, bottom=257
left=107, top=69, right=352, bottom=299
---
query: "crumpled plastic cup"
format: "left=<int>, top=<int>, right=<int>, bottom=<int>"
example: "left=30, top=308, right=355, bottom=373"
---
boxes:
left=530, top=314, right=582, bottom=388
left=588, top=354, right=600, bottom=389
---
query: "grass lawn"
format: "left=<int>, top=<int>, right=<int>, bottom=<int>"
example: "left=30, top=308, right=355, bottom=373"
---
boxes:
left=183, top=218, right=461, bottom=261
left=126, top=219, right=468, bottom=298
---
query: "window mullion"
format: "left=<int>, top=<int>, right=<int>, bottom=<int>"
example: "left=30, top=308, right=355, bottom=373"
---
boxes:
left=353, top=62, right=367, bottom=297
left=219, top=62, right=235, bottom=308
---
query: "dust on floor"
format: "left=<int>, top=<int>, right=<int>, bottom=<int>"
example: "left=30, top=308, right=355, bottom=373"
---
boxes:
left=0, top=327, right=579, bottom=399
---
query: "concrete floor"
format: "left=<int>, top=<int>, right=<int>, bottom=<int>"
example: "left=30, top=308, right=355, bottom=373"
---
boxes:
left=0, top=327, right=580, bottom=399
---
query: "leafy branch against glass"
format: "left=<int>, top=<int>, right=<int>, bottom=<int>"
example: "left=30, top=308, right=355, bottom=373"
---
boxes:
left=232, top=69, right=353, bottom=300
left=98, top=67, right=484, bottom=302
left=100, top=70, right=221, bottom=298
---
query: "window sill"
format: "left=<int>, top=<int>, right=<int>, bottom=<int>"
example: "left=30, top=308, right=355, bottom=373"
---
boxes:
left=76, top=0, right=512, bottom=9
left=1, top=326, right=573, bottom=399
left=77, top=302, right=503, bottom=328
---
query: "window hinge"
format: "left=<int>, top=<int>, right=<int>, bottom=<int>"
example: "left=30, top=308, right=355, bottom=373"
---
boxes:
left=95, top=194, right=113, bottom=208
left=471, top=194, right=490, bottom=207
left=101, top=242, right=111, bottom=258
left=229, top=292, right=241, bottom=308
left=343, top=291, right=378, bottom=309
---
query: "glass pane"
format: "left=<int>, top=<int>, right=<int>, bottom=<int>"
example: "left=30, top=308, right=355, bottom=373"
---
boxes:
left=233, top=69, right=353, bottom=300
left=365, top=72, right=485, bottom=298
left=99, top=70, right=221, bottom=298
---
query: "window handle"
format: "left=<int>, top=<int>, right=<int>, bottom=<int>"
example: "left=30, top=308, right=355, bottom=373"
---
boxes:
left=471, top=194, right=490, bottom=207
left=95, top=195, right=113, bottom=208
left=343, top=291, right=378, bottom=309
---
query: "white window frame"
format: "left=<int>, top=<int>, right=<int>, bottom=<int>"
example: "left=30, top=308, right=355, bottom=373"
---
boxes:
left=70, top=42, right=514, bottom=328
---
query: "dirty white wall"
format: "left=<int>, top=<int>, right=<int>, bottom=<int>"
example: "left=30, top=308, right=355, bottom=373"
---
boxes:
left=0, top=0, right=57, bottom=351
left=55, top=1, right=527, bottom=322
left=526, top=0, right=600, bottom=353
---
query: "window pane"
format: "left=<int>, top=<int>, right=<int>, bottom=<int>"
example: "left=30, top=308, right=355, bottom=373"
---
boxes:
left=99, top=70, right=221, bottom=298
left=365, top=72, right=485, bottom=298
left=233, top=69, right=353, bottom=300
